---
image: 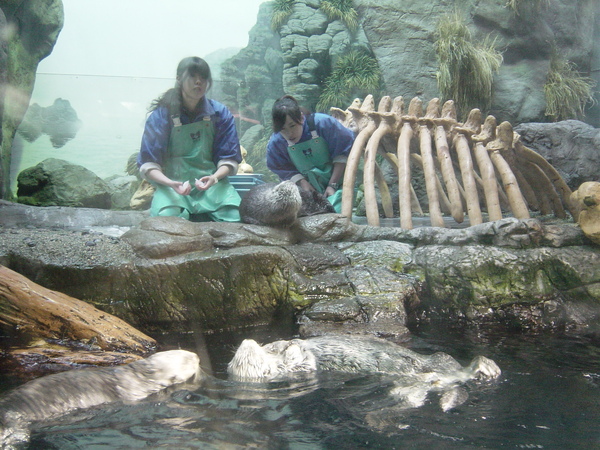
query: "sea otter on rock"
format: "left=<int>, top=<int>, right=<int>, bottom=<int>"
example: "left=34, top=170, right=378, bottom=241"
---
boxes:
left=0, top=350, right=201, bottom=447
left=227, top=335, right=501, bottom=411
left=239, top=180, right=335, bottom=227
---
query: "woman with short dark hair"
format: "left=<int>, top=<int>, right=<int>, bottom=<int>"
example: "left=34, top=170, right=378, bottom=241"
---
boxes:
left=266, top=95, right=355, bottom=213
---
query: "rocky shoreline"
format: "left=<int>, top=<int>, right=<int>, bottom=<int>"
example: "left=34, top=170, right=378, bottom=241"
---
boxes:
left=2, top=200, right=598, bottom=332
left=0, top=226, right=134, bottom=267
left=1, top=200, right=600, bottom=379
left=0, top=200, right=145, bottom=269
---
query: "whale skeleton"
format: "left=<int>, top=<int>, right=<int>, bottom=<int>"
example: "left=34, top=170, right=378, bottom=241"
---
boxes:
left=330, top=95, right=577, bottom=228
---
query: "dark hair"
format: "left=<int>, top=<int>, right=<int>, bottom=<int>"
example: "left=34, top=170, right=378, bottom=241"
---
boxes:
left=176, top=56, right=213, bottom=88
left=149, top=57, right=213, bottom=115
left=272, top=95, right=303, bottom=133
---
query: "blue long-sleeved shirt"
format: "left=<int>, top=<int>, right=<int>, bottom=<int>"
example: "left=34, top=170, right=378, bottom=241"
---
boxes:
left=266, top=113, right=355, bottom=182
left=138, top=96, right=241, bottom=173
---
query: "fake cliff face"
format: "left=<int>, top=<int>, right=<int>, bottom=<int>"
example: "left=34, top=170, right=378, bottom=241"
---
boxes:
left=17, top=0, right=65, bottom=59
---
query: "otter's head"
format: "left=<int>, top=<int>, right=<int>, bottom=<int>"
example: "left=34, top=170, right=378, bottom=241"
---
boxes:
left=227, top=339, right=280, bottom=380
left=228, top=339, right=317, bottom=381
left=142, top=350, right=201, bottom=383
left=264, top=339, right=317, bottom=373
left=116, top=350, right=201, bottom=401
left=272, top=181, right=302, bottom=210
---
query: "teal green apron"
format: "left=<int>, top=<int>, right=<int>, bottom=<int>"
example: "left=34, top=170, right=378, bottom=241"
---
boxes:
left=151, top=117, right=241, bottom=222
left=287, top=123, right=343, bottom=213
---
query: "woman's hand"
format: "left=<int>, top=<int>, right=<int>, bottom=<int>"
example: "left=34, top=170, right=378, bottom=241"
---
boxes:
left=297, top=178, right=316, bottom=193
left=195, top=175, right=218, bottom=191
left=324, top=186, right=336, bottom=197
left=172, top=180, right=192, bottom=195
left=144, top=168, right=192, bottom=195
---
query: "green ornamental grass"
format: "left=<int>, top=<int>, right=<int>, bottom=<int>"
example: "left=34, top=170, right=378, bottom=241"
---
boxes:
left=544, top=55, right=596, bottom=121
left=435, top=13, right=503, bottom=118
left=316, top=50, right=381, bottom=112
left=505, top=0, right=549, bottom=15
left=319, top=0, right=359, bottom=32
left=271, top=0, right=296, bottom=31
left=246, top=133, right=278, bottom=182
left=272, top=0, right=358, bottom=32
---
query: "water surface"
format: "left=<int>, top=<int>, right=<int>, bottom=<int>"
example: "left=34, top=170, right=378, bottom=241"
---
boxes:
left=23, top=322, right=600, bottom=449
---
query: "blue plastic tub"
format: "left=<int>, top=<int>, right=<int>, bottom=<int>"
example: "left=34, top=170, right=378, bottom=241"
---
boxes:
left=228, top=174, right=265, bottom=198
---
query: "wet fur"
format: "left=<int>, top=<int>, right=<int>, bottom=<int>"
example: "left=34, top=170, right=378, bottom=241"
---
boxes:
left=0, top=350, right=200, bottom=447
left=228, top=336, right=474, bottom=378
left=240, top=181, right=334, bottom=227
left=227, top=336, right=501, bottom=412
left=298, top=189, right=335, bottom=217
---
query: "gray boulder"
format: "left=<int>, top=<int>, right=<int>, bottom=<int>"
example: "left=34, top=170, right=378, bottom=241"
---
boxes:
left=239, top=124, right=265, bottom=152
left=104, top=175, right=140, bottom=210
left=515, top=120, right=600, bottom=189
left=16, top=158, right=112, bottom=209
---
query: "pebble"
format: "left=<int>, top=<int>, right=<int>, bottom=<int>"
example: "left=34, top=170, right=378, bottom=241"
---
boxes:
left=0, top=226, right=136, bottom=266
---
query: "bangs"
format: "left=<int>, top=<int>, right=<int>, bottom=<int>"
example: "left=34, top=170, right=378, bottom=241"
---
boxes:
left=187, top=63, right=211, bottom=80
left=177, top=56, right=212, bottom=82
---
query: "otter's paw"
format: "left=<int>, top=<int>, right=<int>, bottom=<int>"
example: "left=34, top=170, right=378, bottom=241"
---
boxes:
left=439, top=386, right=469, bottom=412
left=390, top=384, right=428, bottom=408
left=281, top=343, right=317, bottom=373
left=0, top=413, right=30, bottom=448
left=468, top=355, right=501, bottom=380
left=228, top=339, right=279, bottom=380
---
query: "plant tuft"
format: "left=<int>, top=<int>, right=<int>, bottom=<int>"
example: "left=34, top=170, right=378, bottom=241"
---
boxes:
left=435, top=12, right=503, bottom=118
left=544, top=54, right=596, bottom=121
left=319, top=0, right=359, bottom=32
left=316, top=50, right=381, bottom=112
left=271, top=0, right=296, bottom=31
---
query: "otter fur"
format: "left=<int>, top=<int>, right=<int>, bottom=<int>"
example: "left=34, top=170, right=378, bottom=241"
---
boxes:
left=227, top=336, right=500, bottom=411
left=0, top=350, right=200, bottom=447
left=240, top=181, right=334, bottom=227
left=298, top=188, right=336, bottom=217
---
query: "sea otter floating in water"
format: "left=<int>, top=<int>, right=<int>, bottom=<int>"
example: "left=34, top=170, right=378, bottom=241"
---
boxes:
left=227, top=335, right=501, bottom=412
left=0, top=350, right=201, bottom=447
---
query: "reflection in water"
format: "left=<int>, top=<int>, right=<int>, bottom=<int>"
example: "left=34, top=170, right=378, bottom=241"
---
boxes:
left=10, top=74, right=174, bottom=192
left=22, top=323, right=600, bottom=449
left=10, top=73, right=237, bottom=192
left=18, top=99, right=82, bottom=148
